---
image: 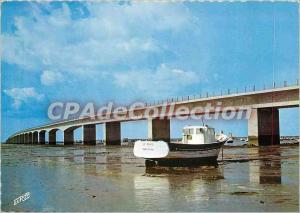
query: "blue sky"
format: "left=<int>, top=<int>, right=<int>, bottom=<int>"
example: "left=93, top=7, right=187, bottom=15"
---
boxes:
left=1, top=1, right=299, bottom=141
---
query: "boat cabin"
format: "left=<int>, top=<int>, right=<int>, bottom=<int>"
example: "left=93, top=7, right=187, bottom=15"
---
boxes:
left=182, top=125, right=216, bottom=144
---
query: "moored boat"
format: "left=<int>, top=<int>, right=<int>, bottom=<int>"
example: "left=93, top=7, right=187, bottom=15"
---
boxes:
left=134, top=125, right=228, bottom=167
left=225, top=137, right=234, bottom=144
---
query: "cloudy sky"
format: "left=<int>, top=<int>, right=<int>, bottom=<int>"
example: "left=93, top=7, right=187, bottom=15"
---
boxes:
left=1, top=1, right=299, bottom=141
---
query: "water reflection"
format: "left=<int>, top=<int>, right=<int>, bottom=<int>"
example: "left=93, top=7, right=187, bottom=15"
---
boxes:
left=259, top=147, right=282, bottom=184
left=63, top=148, right=123, bottom=176
left=134, top=165, right=224, bottom=211
left=106, top=155, right=122, bottom=173
left=249, top=146, right=282, bottom=184
left=1, top=144, right=298, bottom=212
left=74, top=149, right=84, bottom=163
left=134, top=174, right=170, bottom=210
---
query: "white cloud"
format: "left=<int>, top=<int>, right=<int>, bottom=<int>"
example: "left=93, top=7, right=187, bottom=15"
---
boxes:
left=41, top=70, right=64, bottom=86
left=2, top=3, right=194, bottom=76
left=3, top=87, right=44, bottom=109
left=114, top=64, right=200, bottom=97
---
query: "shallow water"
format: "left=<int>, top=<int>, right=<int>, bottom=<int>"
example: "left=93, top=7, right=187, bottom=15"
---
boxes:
left=1, top=144, right=299, bottom=212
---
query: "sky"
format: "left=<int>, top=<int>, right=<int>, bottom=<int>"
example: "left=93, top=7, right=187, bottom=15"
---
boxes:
left=1, top=1, right=299, bottom=141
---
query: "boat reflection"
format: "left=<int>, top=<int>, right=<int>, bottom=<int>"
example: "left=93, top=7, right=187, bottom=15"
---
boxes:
left=134, top=164, right=224, bottom=210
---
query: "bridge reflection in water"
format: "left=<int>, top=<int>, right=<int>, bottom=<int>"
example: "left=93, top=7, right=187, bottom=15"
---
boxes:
left=249, top=146, right=282, bottom=184
left=57, top=145, right=286, bottom=186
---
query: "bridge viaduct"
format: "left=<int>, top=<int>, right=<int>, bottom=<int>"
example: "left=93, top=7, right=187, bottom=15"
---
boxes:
left=6, top=84, right=299, bottom=146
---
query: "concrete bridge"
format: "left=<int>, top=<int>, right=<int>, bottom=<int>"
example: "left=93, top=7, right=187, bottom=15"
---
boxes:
left=6, top=83, right=299, bottom=146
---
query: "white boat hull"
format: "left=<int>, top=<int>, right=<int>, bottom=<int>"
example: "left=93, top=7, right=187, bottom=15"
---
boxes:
left=162, top=147, right=221, bottom=159
left=134, top=140, right=224, bottom=167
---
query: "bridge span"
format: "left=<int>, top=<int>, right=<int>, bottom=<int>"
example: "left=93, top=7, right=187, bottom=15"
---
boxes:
left=6, top=84, right=299, bottom=146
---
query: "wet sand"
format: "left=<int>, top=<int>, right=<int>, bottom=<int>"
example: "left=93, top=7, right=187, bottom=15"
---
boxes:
left=1, top=144, right=299, bottom=212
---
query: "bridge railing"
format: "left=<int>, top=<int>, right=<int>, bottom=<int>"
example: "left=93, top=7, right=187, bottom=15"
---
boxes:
left=145, top=79, right=299, bottom=107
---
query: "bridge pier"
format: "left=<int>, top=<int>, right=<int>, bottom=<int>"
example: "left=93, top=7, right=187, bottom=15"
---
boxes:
left=64, top=129, right=74, bottom=145
left=248, top=108, right=280, bottom=146
left=29, top=132, right=33, bottom=144
left=148, top=118, right=170, bottom=142
left=49, top=130, right=57, bottom=145
left=39, top=131, right=46, bottom=144
left=24, top=134, right=28, bottom=144
left=27, top=133, right=30, bottom=144
left=20, top=134, right=23, bottom=144
left=104, top=122, right=121, bottom=145
left=83, top=124, right=96, bottom=145
left=33, top=132, right=38, bottom=144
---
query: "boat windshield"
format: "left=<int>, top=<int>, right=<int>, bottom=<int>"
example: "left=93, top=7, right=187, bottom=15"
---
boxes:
left=196, top=128, right=204, bottom=134
left=183, top=128, right=194, bottom=135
